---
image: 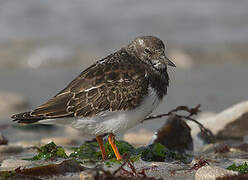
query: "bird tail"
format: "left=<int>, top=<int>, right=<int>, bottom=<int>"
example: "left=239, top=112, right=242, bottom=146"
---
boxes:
left=11, top=111, right=45, bottom=124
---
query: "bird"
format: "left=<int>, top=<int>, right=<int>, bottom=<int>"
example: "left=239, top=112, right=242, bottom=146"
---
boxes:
left=11, top=36, right=176, bottom=160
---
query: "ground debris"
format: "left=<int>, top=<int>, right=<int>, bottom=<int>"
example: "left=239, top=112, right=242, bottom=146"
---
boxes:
left=0, top=158, right=164, bottom=180
left=70, top=140, right=135, bottom=162
left=93, top=158, right=163, bottom=180
left=0, top=159, right=85, bottom=179
left=190, top=158, right=209, bottom=171
left=25, top=141, right=68, bottom=161
left=135, top=143, right=192, bottom=163
left=144, top=104, right=215, bottom=143
left=152, top=115, right=193, bottom=153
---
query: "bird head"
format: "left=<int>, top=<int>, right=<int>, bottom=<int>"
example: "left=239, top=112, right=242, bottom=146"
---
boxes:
left=127, top=36, right=176, bottom=71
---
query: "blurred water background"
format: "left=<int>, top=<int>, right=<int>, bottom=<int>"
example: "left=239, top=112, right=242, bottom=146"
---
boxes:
left=0, top=0, right=248, bottom=141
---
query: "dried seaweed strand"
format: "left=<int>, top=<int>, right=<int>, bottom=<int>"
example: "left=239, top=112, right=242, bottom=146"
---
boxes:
left=143, top=104, right=215, bottom=142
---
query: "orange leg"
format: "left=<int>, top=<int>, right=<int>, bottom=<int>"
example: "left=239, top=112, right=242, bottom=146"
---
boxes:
left=96, top=135, right=107, bottom=160
left=108, top=133, right=122, bottom=160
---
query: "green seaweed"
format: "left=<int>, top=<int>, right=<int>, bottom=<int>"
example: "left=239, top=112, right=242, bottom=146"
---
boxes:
left=135, top=143, right=192, bottom=163
left=70, top=141, right=191, bottom=163
left=69, top=140, right=135, bottom=161
left=25, top=142, right=68, bottom=161
left=25, top=140, right=191, bottom=164
left=105, top=140, right=135, bottom=159
left=227, top=162, right=248, bottom=173
left=69, top=141, right=102, bottom=160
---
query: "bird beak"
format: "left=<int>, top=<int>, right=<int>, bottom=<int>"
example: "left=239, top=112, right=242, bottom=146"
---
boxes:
left=160, top=55, right=176, bottom=67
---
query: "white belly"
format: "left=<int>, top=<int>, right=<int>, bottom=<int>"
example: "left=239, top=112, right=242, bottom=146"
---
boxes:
left=70, top=87, right=161, bottom=137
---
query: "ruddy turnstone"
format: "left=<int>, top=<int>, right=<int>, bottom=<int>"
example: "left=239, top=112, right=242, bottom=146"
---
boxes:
left=12, top=36, right=176, bottom=160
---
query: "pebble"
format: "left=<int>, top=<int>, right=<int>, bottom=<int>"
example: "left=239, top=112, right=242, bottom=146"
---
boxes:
left=195, top=165, right=239, bottom=180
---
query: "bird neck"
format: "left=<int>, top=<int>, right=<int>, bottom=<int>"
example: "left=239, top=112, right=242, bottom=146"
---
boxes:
left=124, top=46, right=169, bottom=99
left=148, top=67, right=169, bottom=99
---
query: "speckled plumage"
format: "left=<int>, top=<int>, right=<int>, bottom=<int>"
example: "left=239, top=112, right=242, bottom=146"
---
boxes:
left=12, top=36, right=175, bottom=137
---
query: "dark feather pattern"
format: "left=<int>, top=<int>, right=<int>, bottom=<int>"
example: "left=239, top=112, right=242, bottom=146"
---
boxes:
left=12, top=36, right=172, bottom=124
left=12, top=49, right=154, bottom=123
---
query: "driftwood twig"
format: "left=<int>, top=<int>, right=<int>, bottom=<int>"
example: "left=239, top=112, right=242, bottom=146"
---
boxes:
left=143, top=104, right=215, bottom=143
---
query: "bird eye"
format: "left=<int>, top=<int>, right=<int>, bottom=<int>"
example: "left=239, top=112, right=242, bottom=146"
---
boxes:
left=144, top=48, right=151, bottom=54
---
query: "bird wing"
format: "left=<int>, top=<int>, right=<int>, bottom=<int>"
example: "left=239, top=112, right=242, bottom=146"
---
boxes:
left=12, top=50, right=149, bottom=123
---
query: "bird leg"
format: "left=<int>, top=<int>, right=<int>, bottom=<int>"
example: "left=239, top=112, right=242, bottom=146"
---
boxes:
left=108, top=133, right=122, bottom=160
left=96, top=135, right=107, bottom=160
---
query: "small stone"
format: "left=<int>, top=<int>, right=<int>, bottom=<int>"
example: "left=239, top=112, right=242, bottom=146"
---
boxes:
left=80, top=171, right=94, bottom=180
left=1, top=159, right=32, bottom=169
left=0, top=145, right=23, bottom=154
left=195, top=166, right=239, bottom=180
left=41, top=137, right=79, bottom=146
left=123, top=128, right=153, bottom=147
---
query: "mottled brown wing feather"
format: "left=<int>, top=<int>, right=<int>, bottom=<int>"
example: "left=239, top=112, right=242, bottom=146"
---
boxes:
left=31, top=92, right=74, bottom=118
left=13, top=49, right=149, bottom=122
